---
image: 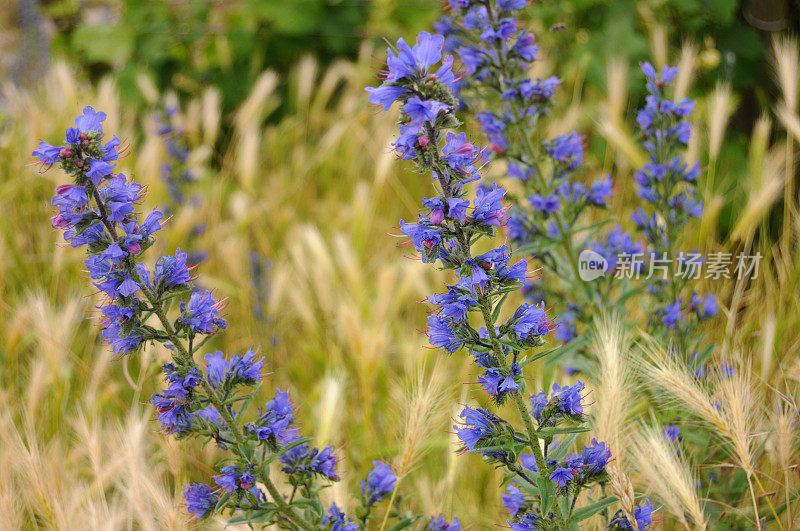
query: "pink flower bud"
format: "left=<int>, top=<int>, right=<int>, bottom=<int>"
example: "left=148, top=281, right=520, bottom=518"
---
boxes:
left=430, top=209, right=444, bottom=225
left=55, top=184, right=73, bottom=194
left=418, top=135, right=429, bottom=147
left=60, top=148, right=73, bottom=158
left=75, top=160, right=83, bottom=168
left=50, top=214, right=70, bottom=229
left=126, top=243, right=141, bottom=255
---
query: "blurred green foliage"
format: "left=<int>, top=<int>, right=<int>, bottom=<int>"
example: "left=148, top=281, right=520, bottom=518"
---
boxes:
left=43, top=0, right=438, bottom=115
left=36, top=0, right=796, bottom=133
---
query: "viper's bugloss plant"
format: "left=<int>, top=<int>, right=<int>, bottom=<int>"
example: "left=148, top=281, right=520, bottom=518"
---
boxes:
left=367, top=4, right=651, bottom=527
left=153, top=103, right=208, bottom=266
left=432, top=0, right=643, bottom=371
left=34, top=107, right=439, bottom=530
left=630, top=63, right=717, bottom=366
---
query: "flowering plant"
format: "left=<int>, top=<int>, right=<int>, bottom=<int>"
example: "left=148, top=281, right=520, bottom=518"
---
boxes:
left=432, top=0, right=646, bottom=375
left=629, top=63, right=717, bottom=365
left=366, top=6, right=653, bottom=527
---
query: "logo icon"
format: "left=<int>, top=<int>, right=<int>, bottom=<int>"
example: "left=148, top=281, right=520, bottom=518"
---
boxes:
left=578, top=249, right=608, bottom=281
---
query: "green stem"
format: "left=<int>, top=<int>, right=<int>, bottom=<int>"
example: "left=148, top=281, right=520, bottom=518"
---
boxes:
left=477, top=296, right=569, bottom=530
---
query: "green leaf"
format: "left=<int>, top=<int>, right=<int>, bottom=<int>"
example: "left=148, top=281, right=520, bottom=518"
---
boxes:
left=498, top=338, right=524, bottom=350
left=559, top=494, right=572, bottom=521
left=389, top=516, right=423, bottom=530
left=519, top=346, right=559, bottom=367
left=548, top=433, right=580, bottom=461
left=226, top=508, right=278, bottom=525
left=569, top=496, right=619, bottom=523
left=517, top=478, right=540, bottom=497
left=537, top=426, right=591, bottom=437
left=544, top=336, right=591, bottom=367
left=538, top=476, right=555, bottom=515
left=492, top=291, right=511, bottom=321
left=214, top=492, right=230, bottom=511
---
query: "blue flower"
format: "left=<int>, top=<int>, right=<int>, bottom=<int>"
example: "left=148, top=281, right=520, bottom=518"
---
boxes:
left=386, top=32, right=445, bottom=82
left=550, top=381, right=585, bottom=416
left=245, top=388, right=298, bottom=445
left=153, top=249, right=192, bottom=288
left=404, top=97, right=450, bottom=128
left=447, top=198, right=469, bottom=222
left=192, top=405, right=222, bottom=426
left=213, top=465, right=256, bottom=493
left=530, top=392, right=547, bottom=422
left=321, top=502, right=359, bottom=530
left=663, top=425, right=681, bottom=442
left=229, top=348, right=266, bottom=381
left=86, top=158, right=114, bottom=185
left=661, top=300, right=682, bottom=329
left=100, top=243, right=127, bottom=264
left=580, top=439, right=611, bottom=475
left=519, top=453, right=538, bottom=472
left=281, top=444, right=339, bottom=480
left=427, top=314, right=465, bottom=353
left=139, top=208, right=164, bottom=237
left=510, top=512, right=543, bottom=531
left=117, top=277, right=140, bottom=297
left=179, top=290, right=227, bottom=334
left=203, top=349, right=266, bottom=390
left=400, top=219, right=442, bottom=261
left=471, top=183, right=506, bottom=226
left=74, top=106, right=106, bottom=133
left=183, top=483, right=217, bottom=520
left=151, top=368, right=202, bottom=435
left=428, top=514, right=461, bottom=530
left=615, top=499, right=655, bottom=529
left=477, top=111, right=508, bottom=150
left=204, top=351, right=229, bottom=388
left=393, top=125, right=422, bottom=160
left=102, top=136, right=121, bottom=162
left=719, top=361, right=735, bottom=377
left=32, top=141, right=62, bottom=165
left=546, top=132, right=583, bottom=171
left=591, top=226, right=643, bottom=273
left=502, top=484, right=525, bottom=516
left=519, top=76, right=560, bottom=102
left=102, top=321, right=143, bottom=354
left=528, top=193, right=559, bottom=214
left=587, top=175, right=613, bottom=205
left=366, top=84, right=407, bottom=111
left=478, top=366, right=520, bottom=397
left=480, top=18, right=517, bottom=42
left=513, top=31, right=539, bottom=62
left=454, top=406, right=503, bottom=450
left=361, top=460, right=396, bottom=506
left=428, top=287, right=477, bottom=323
left=498, top=0, right=526, bottom=7
left=510, top=303, right=550, bottom=343
left=691, top=292, right=717, bottom=320
left=442, top=132, right=481, bottom=176
left=549, top=466, right=574, bottom=488
left=458, top=45, right=485, bottom=75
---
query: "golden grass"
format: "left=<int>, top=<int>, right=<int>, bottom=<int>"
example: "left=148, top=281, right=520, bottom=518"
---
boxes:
left=588, top=313, right=634, bottom=469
